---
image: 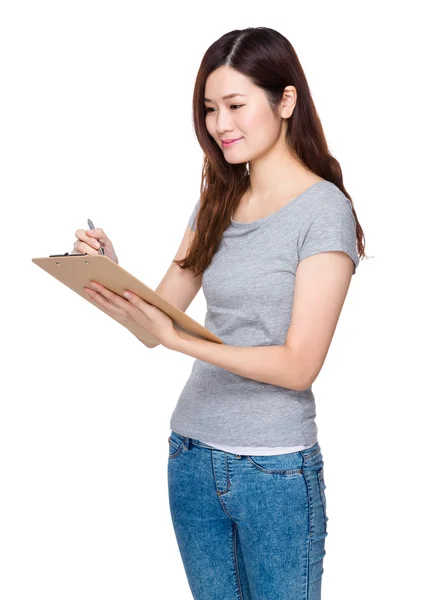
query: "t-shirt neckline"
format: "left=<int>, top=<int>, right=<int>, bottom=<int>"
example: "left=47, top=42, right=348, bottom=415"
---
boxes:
left=230, top=180, right=331, bottom=228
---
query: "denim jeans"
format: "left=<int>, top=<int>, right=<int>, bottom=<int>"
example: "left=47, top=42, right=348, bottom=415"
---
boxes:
left=167, top=430, right=328, bottom=600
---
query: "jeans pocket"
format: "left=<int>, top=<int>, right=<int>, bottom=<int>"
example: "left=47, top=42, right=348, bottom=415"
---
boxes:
left=168, top=431, right=185, bottom=459
left=247, top=452, right=303, bottom=476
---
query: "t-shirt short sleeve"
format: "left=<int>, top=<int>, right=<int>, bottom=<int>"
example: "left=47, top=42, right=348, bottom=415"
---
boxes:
left=188, top=198, right=201, bottom=232
left=298, top=193, right=360, bottom=275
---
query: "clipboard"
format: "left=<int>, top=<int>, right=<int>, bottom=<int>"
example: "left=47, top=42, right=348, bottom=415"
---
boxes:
left=32, top=253, right=223, bottom=346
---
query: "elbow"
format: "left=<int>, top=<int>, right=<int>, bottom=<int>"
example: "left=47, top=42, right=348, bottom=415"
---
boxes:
left=290, top=376, right=310, bottom=392
left=295, top=365, right=322, bottom=392
left=284, top=348, right=318, bottom=392
left=293, top=373, right=316, bottom=392
left=294, top=377, right=313, bottom=392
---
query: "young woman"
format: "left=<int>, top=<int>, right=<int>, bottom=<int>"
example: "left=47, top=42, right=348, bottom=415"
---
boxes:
left=78, top=26, right=366, bottom=600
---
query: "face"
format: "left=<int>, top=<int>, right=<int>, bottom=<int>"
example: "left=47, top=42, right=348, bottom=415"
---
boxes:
left=204, top=65, right=289, bottom=164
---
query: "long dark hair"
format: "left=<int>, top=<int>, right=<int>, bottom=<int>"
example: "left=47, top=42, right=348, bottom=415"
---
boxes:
left=174, top=26, right=367, bottom=277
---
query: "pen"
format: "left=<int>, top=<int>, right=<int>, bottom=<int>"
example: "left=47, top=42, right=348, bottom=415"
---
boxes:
left=87, top=218, right=105, bottom=255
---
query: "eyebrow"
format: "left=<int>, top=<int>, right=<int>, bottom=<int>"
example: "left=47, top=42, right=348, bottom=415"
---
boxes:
left=204, top=93, right=247, bottom=102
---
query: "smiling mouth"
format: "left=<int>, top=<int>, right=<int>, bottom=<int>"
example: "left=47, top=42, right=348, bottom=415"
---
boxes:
left=221, top=138, right=243, bottom=147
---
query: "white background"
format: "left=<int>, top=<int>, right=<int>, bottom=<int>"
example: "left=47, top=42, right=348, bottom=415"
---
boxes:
left=1, top=1, right=434, bottom=598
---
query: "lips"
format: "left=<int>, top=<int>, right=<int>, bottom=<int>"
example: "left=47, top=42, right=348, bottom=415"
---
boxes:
left=221, top=137, right=243, bottom=147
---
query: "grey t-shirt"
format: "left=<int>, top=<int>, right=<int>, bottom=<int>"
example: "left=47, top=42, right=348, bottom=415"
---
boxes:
left=170, top=180, right=359, bottom=446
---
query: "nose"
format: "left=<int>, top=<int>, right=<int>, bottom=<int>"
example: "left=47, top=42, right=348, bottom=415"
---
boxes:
left=215, top=109, right=235, bottom=136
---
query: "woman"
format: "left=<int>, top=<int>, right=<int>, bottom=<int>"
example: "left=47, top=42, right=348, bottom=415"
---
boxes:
left=78, top=26, right=366, bottom=600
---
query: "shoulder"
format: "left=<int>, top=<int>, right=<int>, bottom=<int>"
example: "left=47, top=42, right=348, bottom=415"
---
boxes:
left=296, top=183, right=356, bottom=235
left=297, top=182, right=359, bottom=274
left=306, top=181, right=353, bottom=214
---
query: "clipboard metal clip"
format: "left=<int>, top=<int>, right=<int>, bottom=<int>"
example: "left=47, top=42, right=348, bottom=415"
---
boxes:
left=49, top=252, right=88, bottom=257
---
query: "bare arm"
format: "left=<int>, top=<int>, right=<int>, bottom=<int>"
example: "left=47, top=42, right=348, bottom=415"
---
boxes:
left=170, top=250, right=355, bottom=391
left=173, top=333, right=303, bottom=389
left=136, top=224, right=202, bottom=349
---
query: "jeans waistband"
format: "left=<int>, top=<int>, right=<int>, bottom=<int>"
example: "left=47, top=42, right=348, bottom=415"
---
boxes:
left=170, top=431, right=320, bottom=459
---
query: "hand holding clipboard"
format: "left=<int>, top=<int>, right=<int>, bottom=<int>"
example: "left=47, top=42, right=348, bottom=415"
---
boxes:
left=32, top=218, right=222, bottom=348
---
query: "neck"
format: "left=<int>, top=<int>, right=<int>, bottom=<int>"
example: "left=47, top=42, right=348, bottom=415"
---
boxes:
left=247, top=128, right=313, bottom=203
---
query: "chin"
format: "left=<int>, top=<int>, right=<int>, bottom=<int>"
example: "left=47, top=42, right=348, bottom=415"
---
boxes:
left=223, top=151, right=251, bottom=164
left=225, top=158, right=249, bottom=166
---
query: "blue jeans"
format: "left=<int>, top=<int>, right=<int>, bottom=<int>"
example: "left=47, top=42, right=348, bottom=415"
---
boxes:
left=167, top=430, right=328, bottom=600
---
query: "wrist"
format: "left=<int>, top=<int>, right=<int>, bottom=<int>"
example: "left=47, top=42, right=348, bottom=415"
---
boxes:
left=169, top=330, right=193, bottom=352
left=133, top=331, right=160, bottom=348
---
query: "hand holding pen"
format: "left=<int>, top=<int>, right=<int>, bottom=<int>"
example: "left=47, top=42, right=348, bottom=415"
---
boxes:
left=87, top=219, right=105, bottom=255
left=70, top=219, right=119, bottom=264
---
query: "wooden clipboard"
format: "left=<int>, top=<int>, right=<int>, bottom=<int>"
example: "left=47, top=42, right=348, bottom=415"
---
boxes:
left=32, top=253, right=223, bottom=346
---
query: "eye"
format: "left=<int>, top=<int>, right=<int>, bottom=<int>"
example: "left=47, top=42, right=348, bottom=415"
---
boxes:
left=204, top=105, right=244, bottom=115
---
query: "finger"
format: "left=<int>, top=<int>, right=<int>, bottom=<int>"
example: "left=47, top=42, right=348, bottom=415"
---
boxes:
left=75, top=229, right=102, bottom=251
left=122, top=290, right=154, bottom=316
left=89, top=282, right=130, bottom=309
left=85, top=288, right=126, bottom=316
left=123, top=290, right=147, bottom=306
left=72, top=239, right=100, bottom=255
left=85, top=228, right=112, bottom=249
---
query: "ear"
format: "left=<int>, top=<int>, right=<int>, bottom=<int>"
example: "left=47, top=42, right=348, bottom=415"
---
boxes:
left=280, top=85, right=297, bottom=119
